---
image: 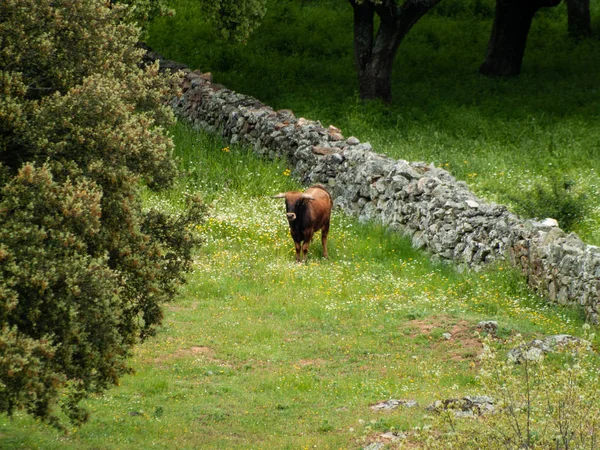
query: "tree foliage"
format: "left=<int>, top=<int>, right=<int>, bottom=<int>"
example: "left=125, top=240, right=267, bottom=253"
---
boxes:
left=0, top=0, right=204, bottom=428
left=194, top=0, right=443, bottom=101
left=199, top=0, right=268, bottom=42
left=111, top=0, right=174, bottom=36
left=192, top=0, right=590, bottom=101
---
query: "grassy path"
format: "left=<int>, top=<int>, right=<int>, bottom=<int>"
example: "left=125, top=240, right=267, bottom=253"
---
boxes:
left=0, top=125, right=590, bottom=449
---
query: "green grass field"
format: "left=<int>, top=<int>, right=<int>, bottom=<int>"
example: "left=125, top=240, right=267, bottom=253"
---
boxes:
left=147, top=0, right=600, bottom=245
left=1, top=124, right=594, bottom=449
left=2, top=1, right=599, bottom=447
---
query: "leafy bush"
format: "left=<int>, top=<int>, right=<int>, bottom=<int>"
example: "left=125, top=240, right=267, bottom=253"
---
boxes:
left=509, top=177, right=589, bottom=232
left=428, top=330, right=600, bottom=449
left=0, top=0, right=203, bottom=428
left=198, top=0, right=268, bottom=42
left=112, top=0, right=174, bottom=36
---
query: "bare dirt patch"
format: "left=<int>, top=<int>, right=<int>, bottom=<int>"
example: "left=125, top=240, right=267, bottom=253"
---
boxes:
left=153, top=345, right=215, bottom=364
left=407, top=315, right=483, bottom=362
left=298, top=358, right=327, bottom=367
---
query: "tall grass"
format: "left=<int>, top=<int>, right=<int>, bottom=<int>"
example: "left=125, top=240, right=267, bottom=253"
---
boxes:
left=0, top=123, right=593, bottom=449
left=147, top=0, right=600, bottom=244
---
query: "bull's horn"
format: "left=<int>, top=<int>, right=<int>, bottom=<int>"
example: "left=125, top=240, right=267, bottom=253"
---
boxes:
left=270, top=193, right=286, bottom=198
left=301, top=193, right=315, bottom=200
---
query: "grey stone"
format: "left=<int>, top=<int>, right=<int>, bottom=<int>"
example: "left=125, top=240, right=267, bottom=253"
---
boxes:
left=508, top=335, right=589, bottom=363
left=392, top=164, right=422, bottom=181
left=363, top=444, right=385, bottom=450
left=541, top=218, right=559, bottom=227
left=380, top=431, right=406, bottom=441
left=331, top=153, right=344, bottom=163
left=477, top=321, right=498, bottom=334
left=427, top=396, right=495, bottom=416
left=370, top=399, right=418, bottom=411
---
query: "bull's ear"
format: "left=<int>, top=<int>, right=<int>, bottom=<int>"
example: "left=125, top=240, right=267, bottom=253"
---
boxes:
left=270, top=193, right=287, bottom=198
left=301, top=193, right=315, bottom=201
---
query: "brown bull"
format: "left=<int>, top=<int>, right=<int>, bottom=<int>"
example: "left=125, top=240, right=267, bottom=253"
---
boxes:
left=272, top=185, right=332, bottom=262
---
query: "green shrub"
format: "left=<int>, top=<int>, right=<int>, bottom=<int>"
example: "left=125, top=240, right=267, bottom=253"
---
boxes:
left=112, top=0, right=174, bottom=37
left=0, top=0, right=203, bottom=428
left=509, top=177, right=589, bottom=232
left=428, top=330, right=600, bottom=449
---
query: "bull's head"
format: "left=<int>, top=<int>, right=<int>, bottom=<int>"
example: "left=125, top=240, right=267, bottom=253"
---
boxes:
left=271, top=192, right=315, bottom=222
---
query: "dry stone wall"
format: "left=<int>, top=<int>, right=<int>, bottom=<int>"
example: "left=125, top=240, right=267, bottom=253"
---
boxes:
left=172, top=69, right=600, bottom=322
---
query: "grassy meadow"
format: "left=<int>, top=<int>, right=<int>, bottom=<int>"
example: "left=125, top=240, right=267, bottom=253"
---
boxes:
left=147, top=0, right=600, bottom=244
left=2, top=1, right=600, bottom=448
left=0, top=124, right=596, bottom=449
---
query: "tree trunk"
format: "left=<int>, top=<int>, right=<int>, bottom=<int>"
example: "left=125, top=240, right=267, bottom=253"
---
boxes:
left=480, top=0, right=561, bottom=77
left=350, top=0, right=443, bottom=102
left=357, top=61, right=395, bottom=103
left=354, top=13, right=401, bottom=102
left=566, top=0, right=591, bottom=38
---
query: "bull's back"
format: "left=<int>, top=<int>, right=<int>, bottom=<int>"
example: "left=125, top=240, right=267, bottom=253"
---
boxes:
left=305, top=186, right=332, bottom=229
left=305, top=186, right=332, bottom=205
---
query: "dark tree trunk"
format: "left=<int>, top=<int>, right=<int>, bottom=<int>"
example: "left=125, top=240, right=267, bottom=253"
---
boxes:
left=480, top=0, right=561, bottom=77
left=349, top=0, right=443, bottom=102
left=566, top=0, right=591, bottom=38
left=355, top=17, right=402, bottom=102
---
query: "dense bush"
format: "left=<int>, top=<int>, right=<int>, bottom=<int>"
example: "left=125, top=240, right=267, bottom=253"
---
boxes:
left=198, top=0, right=267, bottom=42
left=509, top=177, right=589, bottom=232
left=0, top=0, right=203, bottom=428
left=428, top=331, right=600, bottom=449
left=112, top=0, right=174, bottom=36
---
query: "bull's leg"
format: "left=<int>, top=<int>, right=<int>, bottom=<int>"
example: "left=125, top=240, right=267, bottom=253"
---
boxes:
left=321, top=222, right=330, bottom=259
left=302, top=241, right=311, bottom=262
left=294, top=240, right=302, bottom=262
left=302, top=232, right=314, bottom=262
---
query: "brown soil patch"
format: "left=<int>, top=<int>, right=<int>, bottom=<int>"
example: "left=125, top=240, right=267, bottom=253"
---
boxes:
left=407, top=314, right=483, bottom=362
left=153, top=345, right=215, bottom=364
left=407, top=314, right=458, bottom=336
left=283, top=330, right=303, bottom=342
left=189, top=346, right=213, bottom=355
left=297, top=358, right=327, bottom=367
